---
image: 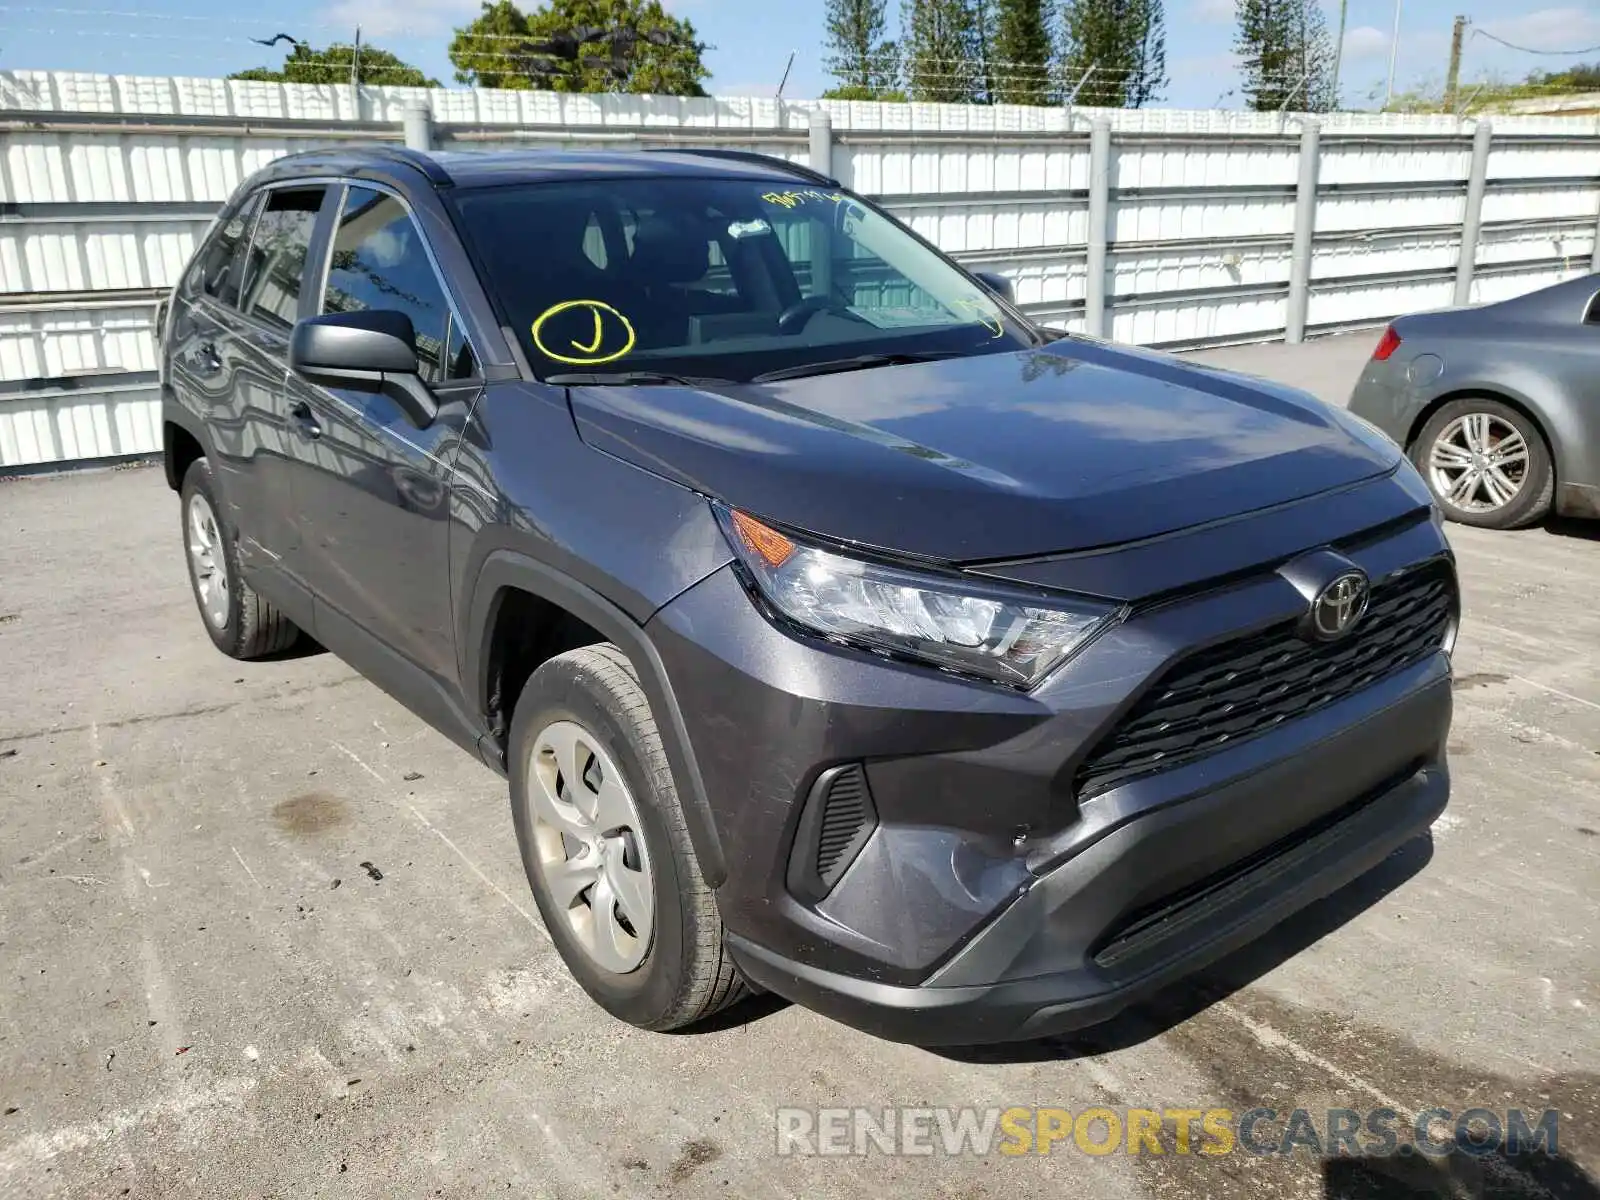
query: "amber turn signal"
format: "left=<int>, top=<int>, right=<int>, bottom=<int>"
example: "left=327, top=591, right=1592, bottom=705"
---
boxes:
left=728, top=510, right=797, bottom=568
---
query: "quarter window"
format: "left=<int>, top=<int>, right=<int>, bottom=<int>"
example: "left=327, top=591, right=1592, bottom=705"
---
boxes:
left=240, top=187, right=326, bottom=331
left=322, top=186, right=474, bottom=383
left=192, top=191, right=263, bottom=307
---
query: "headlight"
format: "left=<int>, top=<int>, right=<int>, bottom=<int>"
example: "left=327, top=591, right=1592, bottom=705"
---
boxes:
left=716, top=507, right=1118, bottom=689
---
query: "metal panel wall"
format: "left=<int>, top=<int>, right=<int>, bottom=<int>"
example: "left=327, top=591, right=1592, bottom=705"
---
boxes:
left=4, top=69, right=1600, bottom=468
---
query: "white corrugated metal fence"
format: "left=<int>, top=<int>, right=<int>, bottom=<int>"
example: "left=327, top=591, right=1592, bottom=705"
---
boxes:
left=3, top=69, right=1599, bottom=469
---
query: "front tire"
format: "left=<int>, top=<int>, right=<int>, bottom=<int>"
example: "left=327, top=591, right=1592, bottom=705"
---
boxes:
left=1411, top=397, right=1553, bottom=530
left=509, top=645, right=746, bottom=1031
left=179, top=458, right=300, bottom=659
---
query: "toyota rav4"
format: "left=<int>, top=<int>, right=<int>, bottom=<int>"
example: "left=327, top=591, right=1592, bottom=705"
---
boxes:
left=160, top=146, right=1456, bottom=1044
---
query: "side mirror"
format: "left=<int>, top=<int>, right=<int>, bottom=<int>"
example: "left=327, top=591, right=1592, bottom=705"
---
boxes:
left=290, top=310, right=438, bottom=429
left=973, top=271, right=1015, bottom=304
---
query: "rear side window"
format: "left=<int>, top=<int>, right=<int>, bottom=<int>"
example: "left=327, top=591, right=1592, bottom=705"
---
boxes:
left=190, top=191, right=262, bottom=306
left=240, top=187, right=326, bottom=332
left=322, top=186, right=475, bottom=383
left=1584, top=291, right=1600, bottom=325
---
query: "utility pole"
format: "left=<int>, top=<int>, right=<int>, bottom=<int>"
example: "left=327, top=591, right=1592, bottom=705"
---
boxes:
left=1384, top=0, right=1402, bottom=108
left=1332, top=0, right=1349, bottom=107
left=350, top=26, right=362, bottom=122
left=1444, top=14, right=1466, bottom=111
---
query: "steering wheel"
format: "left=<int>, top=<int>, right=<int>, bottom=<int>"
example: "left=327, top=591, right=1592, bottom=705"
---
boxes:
left=776, top=296, right=865, bottom=335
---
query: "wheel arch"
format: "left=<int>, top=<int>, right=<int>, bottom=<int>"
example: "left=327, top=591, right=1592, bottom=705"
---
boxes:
left=161, top=390, right=212, bottom=492
left=465, top=550, right=728, bottom=889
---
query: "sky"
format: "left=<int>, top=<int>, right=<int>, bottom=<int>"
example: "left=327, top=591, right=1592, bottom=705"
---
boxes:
left=1, top=0, right=1598, bottom=109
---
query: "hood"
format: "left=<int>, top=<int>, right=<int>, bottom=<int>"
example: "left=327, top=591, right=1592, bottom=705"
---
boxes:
left=570, top=339, right=1399, bottom=563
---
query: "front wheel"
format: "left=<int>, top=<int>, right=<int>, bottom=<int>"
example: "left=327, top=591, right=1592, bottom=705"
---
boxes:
left=1411, top=398, right=1553, bottom=530
left=508, top=644, right=747, bottom=1031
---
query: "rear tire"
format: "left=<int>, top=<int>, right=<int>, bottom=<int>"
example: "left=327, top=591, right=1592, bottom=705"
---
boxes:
left=509, top=644, right=747, bottom=1031
left=179, top=458, right=300, bottom=659
left=1411, top=397, right=1553, bottom=530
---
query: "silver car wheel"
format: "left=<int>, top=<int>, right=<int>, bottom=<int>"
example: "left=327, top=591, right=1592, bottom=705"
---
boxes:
left=186, top=491, right=231, bottom=630
left=1427, top=412, right=1528, bottom=514
left=528, top=720, right=655, bottom=974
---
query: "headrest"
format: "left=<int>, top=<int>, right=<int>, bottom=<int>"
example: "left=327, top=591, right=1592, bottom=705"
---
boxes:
left=627, top=214, right=710, bottom=286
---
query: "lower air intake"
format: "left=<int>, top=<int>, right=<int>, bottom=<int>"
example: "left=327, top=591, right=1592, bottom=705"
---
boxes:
left=787, top=763, right=878, bottom=904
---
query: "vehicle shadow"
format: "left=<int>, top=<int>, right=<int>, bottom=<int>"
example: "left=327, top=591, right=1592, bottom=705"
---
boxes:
left=1321, top=1143, right=1600, bottom=1199
left=255, top=632, right=326, bottom=662
left=936, top=832, right=1435, bottom=1065
left=1543, top=516, right=1600, bottom=543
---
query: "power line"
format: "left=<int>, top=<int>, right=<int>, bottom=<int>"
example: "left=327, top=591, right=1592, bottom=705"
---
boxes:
left=1469, top=27, right=1600, bottom=56
left=0, top=3, right=336, bottom=26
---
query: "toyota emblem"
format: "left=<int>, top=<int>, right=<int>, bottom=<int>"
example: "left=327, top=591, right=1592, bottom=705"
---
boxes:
left=1309, top=572, right=1369, bottom=640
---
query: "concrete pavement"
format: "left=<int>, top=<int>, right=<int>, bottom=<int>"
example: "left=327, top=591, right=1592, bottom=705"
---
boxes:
left=0, top=336, right=1595, bottom=1199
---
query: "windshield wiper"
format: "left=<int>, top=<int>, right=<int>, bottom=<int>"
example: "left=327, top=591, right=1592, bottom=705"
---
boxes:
left=751, top=351, right=961, bottom=383
left=544, top=370, right=731, bottom=387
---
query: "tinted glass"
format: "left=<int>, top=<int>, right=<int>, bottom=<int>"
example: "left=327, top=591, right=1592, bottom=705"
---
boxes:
left=240, top=187, right=325, bottom=331
left=323, top=186, right=472, bottom=383
left=191, top=191, right=262, bottom=306
left=451, top=178, right=1034, bottom=382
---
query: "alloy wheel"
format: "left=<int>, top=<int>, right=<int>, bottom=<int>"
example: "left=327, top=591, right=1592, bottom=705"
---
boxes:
left=1427, top=412, right=1528, bottom=514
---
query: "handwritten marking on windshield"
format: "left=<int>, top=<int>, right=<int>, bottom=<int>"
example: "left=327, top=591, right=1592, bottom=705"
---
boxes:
left=761, top=189, right=845, bottom=209
left=570, top=307, right=605, bottom=354
left=531, top=299, right=637, bottom=366
left=953, top=297, right=1004, bottom=338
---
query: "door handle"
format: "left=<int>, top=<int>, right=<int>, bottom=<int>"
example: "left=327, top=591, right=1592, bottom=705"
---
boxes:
left=289, top=400, right=322, bottom=440
left=191, top=342, right=222, bottom=375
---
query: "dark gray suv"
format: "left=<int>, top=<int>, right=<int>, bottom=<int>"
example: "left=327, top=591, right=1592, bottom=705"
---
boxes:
left=160, top=146, right=1457, bottom=1044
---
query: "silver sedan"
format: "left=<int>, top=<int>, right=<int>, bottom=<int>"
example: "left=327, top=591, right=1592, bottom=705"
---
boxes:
left=1348, top=274, right=1600, bottom=529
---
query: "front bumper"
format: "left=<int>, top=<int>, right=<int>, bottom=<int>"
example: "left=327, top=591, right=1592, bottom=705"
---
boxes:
left=646, top=486, right=1453, bottom=1044
left=727, top=689, right=1448, bottom=1045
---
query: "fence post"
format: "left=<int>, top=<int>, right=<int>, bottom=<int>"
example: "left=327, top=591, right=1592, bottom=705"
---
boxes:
left=1085, top=117, right=1112, bottom=338
left=1455, top=120, right=1492, bottom=306
left=402, top=102, right=434, bottom=152
left=809, top=109, right=834, bottom=178
left=1591, top=185, right=1600, bottom=272
left=1285, top=117, right=1321, bottom=345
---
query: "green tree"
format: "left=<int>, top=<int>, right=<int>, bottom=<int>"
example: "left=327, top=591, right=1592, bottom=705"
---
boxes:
left=822, top=0, right=901, bottom=96
left=904, top=0, right=981, bottom=102
left=1058, top=0, right=1166, bottom=107
left=991, top=0, right=1054, bottom=104
left=231, top=43, right=439, bottom=87
left=449, top=0, right=708, bottom=95
left=1234, top=0, right=1334, bottom=111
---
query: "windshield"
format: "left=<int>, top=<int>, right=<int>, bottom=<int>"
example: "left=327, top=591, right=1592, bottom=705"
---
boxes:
left=450, top=176, right=1036, bottom=382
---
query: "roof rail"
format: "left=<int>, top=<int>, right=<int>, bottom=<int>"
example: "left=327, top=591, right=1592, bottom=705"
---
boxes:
left=640, top=147, right=837, bottom=187
left=360, top=145, right=455, bottom=188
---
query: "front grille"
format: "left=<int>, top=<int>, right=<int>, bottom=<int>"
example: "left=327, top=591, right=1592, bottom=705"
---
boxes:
left=1075, top=563, right=1454, bottom=798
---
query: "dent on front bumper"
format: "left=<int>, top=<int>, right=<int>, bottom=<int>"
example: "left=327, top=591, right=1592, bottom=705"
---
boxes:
left=728, top=681, right=1448, bottom=1045
left=647, top=490, right=1454, bottom=1045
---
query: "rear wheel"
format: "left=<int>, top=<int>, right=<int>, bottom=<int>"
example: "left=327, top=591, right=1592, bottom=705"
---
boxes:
left=509, top=645, right=747, bottom=1031
left=1412, top=397, right=1553, bottom=530
left=179, top=458, right=300, bottom=658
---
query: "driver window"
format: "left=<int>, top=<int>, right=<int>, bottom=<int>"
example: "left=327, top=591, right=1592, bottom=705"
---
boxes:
left=322, top=186, right=475, bottom=383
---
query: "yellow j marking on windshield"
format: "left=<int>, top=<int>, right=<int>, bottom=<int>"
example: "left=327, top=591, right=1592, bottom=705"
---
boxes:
left=530, top=299, right=637, bottom=366
left=571, top=307, right=605, bottom=355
